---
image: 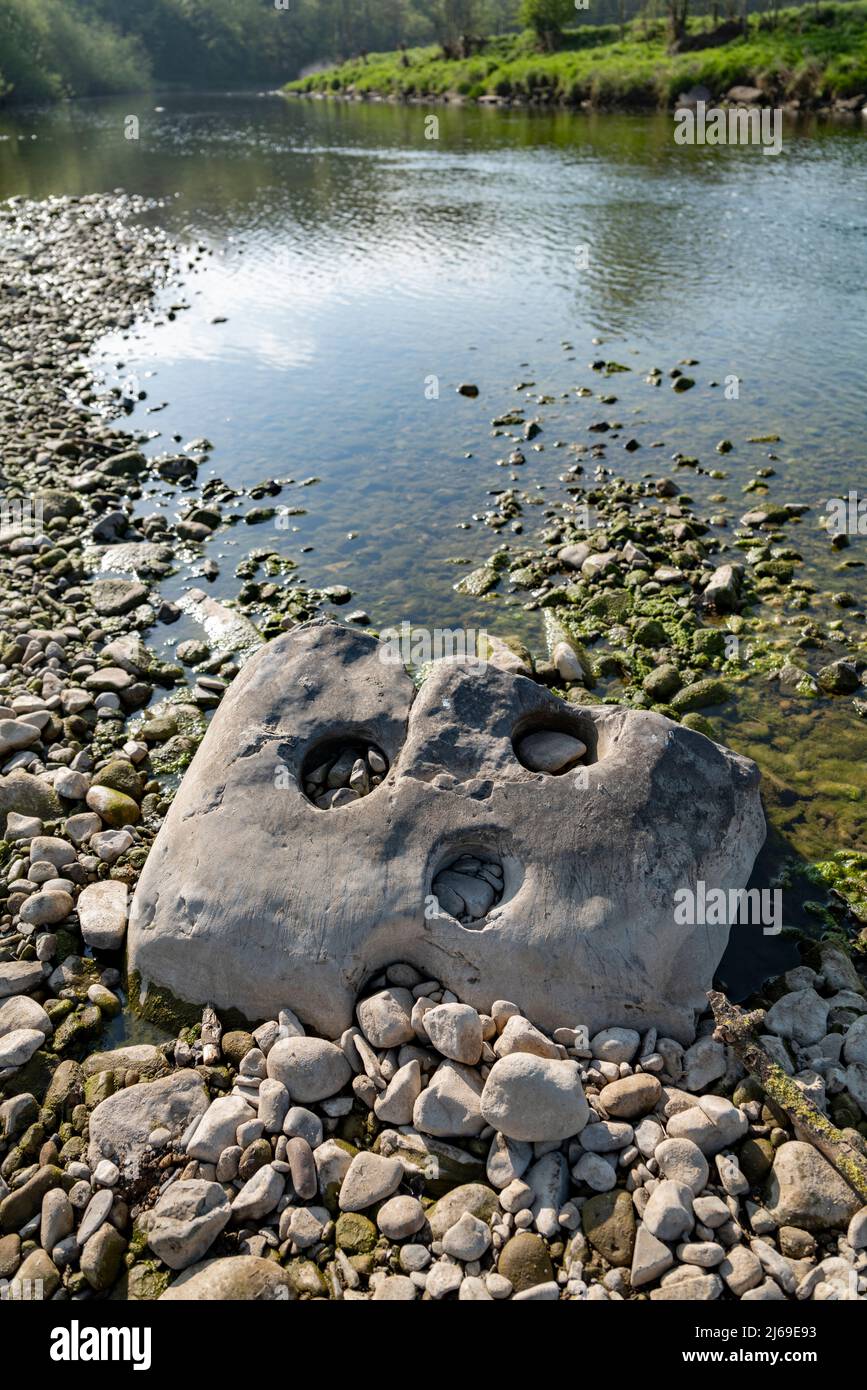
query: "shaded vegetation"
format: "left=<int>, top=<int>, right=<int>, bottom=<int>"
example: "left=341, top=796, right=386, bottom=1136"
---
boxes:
left=0, top=0, right=144, bottom=104
left=1, top=0, right=861, bottom=107
left=0, top=0, right=521, bottom=105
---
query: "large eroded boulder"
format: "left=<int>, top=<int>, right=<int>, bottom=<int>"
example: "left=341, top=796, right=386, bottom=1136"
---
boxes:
left=129, top=620, right=765, bottom=1042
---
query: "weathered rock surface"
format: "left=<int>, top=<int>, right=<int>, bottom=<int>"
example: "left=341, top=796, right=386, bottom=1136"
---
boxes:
left=764, top=1142, right=862, bottom=1232
left=266, top=1036, right=351, bottom=1102
left=159, top=1255, right=293, bottom=1300
left=88, top=1071, right=209, bottom=1179
left=0, top=994, right=52, bottom=1040
left=481, top=1054, right=589, bottom=1142
left=77, top=879, right=128, bottom=951
left=146, top=1180, right=231, bottom=1270
left=129, top=621, right=765, bottom=1041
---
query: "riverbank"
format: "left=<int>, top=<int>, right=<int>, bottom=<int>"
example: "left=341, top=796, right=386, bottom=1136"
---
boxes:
left=445, top=392, right=867, bottom=931
left=5, top=951, right=867, bottom=1302
left=285, top=3, right=867, bottom=111
left=0, top=191, right=865, bottom=1302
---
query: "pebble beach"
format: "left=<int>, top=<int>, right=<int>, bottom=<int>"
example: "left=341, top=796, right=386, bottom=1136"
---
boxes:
left=0, top=192, right=865, bottom=1305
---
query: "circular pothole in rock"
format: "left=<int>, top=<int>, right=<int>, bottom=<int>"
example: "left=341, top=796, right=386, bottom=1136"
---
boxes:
left=431, top=853, right=504, bottom=927
left=302, top=740, right=389, bottom=810
left=513, top=727, right=588, bottom=776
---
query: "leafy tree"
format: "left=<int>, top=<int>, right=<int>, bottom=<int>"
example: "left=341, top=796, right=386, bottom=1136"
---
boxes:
left=519, top=0, right=576, bottom=49
left=416, top=0, right=489, bottom=56
left=0, top=0, right=146, bottom=103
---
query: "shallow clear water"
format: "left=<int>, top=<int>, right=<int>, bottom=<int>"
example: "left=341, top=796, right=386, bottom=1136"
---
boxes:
left=1, top=93, right=865, bottom=995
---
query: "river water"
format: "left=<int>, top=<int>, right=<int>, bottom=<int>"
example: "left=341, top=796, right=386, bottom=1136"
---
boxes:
left=1, top=92, right=865, bottom=993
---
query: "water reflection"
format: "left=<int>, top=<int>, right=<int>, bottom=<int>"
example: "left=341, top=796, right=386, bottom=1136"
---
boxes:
left=1, top=93, right=864, bottom=881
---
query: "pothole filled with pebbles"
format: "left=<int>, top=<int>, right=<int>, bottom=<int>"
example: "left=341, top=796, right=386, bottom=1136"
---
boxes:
left=431, top=853, right=505, bottom=926
left=303, top=741, right=389, bottom=809
left=514, top=729, right=587, bottom=775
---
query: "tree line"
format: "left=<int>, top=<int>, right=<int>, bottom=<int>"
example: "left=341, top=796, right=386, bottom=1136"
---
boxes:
left=0, top=0, right=835, bottom=105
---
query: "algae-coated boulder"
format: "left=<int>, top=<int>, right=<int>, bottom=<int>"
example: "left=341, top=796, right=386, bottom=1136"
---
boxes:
left=582, top=1189, right=637, bottom=1267
left=335, top=1211, right=377, bottom=1255
left=86, top=785, right=140, bottom=827
left=497, top=1232, right=553, bottom=1293
left=91, top=760, right=143, bottom=801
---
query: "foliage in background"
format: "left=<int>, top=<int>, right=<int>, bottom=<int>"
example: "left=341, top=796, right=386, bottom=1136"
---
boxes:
left=0, top=0, right=520, bottom=103
left=520, top=0, right=581, bottom=52
left=288, top=2, right=867, bottom=105
left=0, top=0, right=144, bottom=103
left=0, top=0, right=864, bottom=105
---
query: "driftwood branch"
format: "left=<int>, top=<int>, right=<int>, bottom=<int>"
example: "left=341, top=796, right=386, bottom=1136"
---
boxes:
left=708, top=989, right=867, bottom=1205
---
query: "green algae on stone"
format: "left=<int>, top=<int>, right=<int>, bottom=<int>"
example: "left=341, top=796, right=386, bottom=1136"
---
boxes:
left=84, top=1071, right=116, bottom=1109
left=53, top=1005, right=102, bottom=1054
left=642, top=664, right=682, bottom=701
left=670, top=679, right=732, bottom=713
left=127, top=970, right=243, bottom=1036
left=582, top=1189, right=636, bottom=1267
left=680, top=711, right=717, bottom=739
left=543, top=611, right=597, bottom=687
left=91, top=759, right=144, bottom=802
left=86, top=785, right=140, bottom=828
left=496, top=1231, right=553, bottom=1292
left=335, top=1212, right=377, bottom=1255
left=804, top=852, right=867, bottom=924
left=632, top=617, right=667, bottom=648
left=284, top=1258, right=328, bottom=1298
left=112, top=1260, right=171, bottom=1301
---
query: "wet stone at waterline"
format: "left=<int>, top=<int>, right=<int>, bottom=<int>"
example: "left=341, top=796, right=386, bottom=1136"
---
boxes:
left=128, top=619, right=766, bottom=1042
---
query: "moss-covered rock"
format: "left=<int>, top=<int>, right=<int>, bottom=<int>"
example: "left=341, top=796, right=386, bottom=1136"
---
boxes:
left=642, top=664, right=682, bottom=701
left=671, top=678, right=732, bottom=713
left=692, top=627, right=726, bottom=657
left=113, top=1260, right=172, bottom=1301
left=680, top=712, right=716, bottom=738
left=582, top=1189, right=636, bottom=1268
left=44, top=997, right=75, bottom=1025
left=221, top=1030, right=255, bottom=1067
left=633, top=618, right=667, bottom=648
left=84, top=1071, right=117, bottom=1109
left=335, top=1212, right=377, bottom=1255
left=85, top=785, right=141, bottom=827
left=91, top=760, right=144, bottom=802
left=497, top=1232, right=553, bottom=1292
left=53, top=1004, right=103, bottom=1054
left=284, top=1258, right=328, bottom=1298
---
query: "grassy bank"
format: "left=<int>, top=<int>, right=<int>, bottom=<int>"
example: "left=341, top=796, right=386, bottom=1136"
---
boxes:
left=286, top=3, right=867, bottom=109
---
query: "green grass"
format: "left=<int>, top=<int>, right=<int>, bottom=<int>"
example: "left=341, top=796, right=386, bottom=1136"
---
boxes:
left=286, top=3, right=867, bottom=109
